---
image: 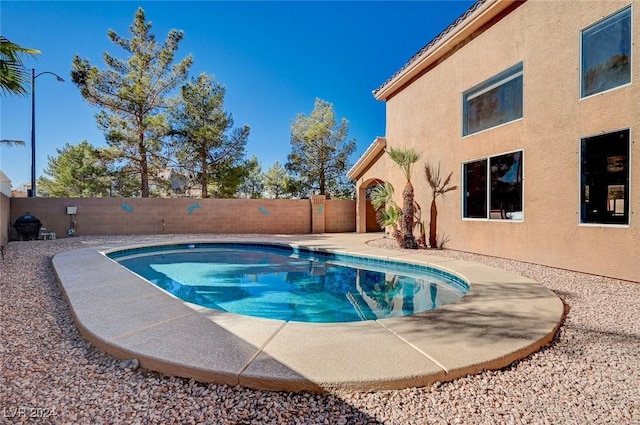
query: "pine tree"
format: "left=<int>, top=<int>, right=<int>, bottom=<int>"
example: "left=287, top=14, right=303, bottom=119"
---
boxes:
left=37, top=141, right=111, bottom=197
left=71, top=8, right=193, bottom=197
left=168, top=73, right=249, bottom=198
left=286, top=98, right=355, bottom=197
left=263, top=161, right=291, bottom=199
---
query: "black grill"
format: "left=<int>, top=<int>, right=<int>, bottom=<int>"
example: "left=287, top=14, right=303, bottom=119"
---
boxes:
left=13, top=213, right=43, bottom=241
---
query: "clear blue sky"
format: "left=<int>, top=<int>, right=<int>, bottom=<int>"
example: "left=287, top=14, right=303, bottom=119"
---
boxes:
left=1, top=1, right=474, bottom=189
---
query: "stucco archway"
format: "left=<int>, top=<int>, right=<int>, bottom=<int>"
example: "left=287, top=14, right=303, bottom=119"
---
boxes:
left=355, top=178, right=384, bottom=233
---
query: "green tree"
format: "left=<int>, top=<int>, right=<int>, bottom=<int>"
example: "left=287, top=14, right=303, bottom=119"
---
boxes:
left=327, top=176, right=355, bottom=199
left=92, top=146, right=142, bottom=197
left=209, top=163, right=249, bottom=198
left=387, top=147, right=422, bottom=249
left=0, top=36, right=40, bottom=96
left=286, top=98, right=356, bottom=197
left=370, top=181, right=401, bottom=234
left=37, top=141, right=111, bottom=197
left=168, top=73, right=249, bottom=198
left=263, top=161, right=292, bottom=199
left=71, top=7, right=193, bottom=197
left=424, top=162, right=457, bottom=248
left=237, top=156, right=263, bottom=198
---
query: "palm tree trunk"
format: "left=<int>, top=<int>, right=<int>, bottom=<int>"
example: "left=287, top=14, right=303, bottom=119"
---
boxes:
left=429, top=196, right=438, bottom=248
left=401, top=182, right=417, bottom=249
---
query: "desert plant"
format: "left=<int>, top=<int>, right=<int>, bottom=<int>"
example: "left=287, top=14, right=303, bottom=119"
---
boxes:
left=369, top=182, right=401, bottom=241
left=435, top=233, right=451, bottom=249
left=387, top=147, right=422, bottom=249
left=411, top=199, right=426, bottom=247
left=370, top=181, right=395, bottom=211
left=424, top=162, right=458, bottom=248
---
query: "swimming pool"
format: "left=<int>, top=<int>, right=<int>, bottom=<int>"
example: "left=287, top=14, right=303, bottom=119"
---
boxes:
left=108, top=243, right=469, bottom=323
left=53, top=234, right=564, bottom=391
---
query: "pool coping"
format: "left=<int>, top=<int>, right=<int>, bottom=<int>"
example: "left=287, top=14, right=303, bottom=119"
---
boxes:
left=52, top=234, right=564, bottom=392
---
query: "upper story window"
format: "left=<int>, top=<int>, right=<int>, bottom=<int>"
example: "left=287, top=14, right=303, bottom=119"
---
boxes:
left=463, top=62, right=523, bottom=136
left=581, top=6, right=632, bottom=98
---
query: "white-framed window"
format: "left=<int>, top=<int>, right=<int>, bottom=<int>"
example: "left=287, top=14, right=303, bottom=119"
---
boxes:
left=580, top=129, right=630, bottom=225
left=463, top=150, right=523, bottom=220
left=581, top=6, right=632, bottom=98
left=463, top=62, right=523, bottom=136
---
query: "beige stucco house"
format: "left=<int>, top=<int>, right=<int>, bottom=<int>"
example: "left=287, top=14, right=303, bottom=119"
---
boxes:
left=348, top=0, right=639, bottom=282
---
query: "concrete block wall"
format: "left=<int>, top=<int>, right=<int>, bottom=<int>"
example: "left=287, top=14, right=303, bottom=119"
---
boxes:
left=310, top=195, right=326, bottom=233
left=8, top=197, right=355, bottom=239
left=325, top=199, right=358, bottom=233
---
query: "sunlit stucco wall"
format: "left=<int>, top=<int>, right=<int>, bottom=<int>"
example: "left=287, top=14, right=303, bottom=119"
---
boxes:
left=363, top=0, right=639, bottom=281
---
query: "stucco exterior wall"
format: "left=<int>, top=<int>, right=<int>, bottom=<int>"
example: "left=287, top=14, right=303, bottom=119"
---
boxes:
left=0, top=193, right=10, bottom=245
left=9, top=198, right=355, bottom=239
left=357, top=0, right=639, bottom=282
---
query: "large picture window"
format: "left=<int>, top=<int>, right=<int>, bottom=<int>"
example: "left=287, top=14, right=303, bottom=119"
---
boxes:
left=463, top=63, right=523, bottom=136
left=463, top=151, right=523, bottom=220
left=581, top=6, right=631, bottom=98
left=581, top=130, right=630, bottom=225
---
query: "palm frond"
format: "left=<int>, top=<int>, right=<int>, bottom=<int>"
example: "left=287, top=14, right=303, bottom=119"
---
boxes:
left=387, top=147, right=422, bottom=181
left=376, top=204, right=400, bottom=228
left=0, top=139, right=25, bottom=147
left=369, top=181, right=395, bottom=211
left=424, top=162, right=458, bottom=198
left=0, top=36, right=40, bottom=97
left=438, top=182, right=458, bottom=196
left=424, top=162, right=436, bottom=189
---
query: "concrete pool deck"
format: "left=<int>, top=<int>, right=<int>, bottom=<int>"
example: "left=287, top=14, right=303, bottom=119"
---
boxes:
left=52, top=234, right=564, bottom=392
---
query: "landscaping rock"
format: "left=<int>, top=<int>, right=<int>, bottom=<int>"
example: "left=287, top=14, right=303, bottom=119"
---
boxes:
left=1, top=234, right=638, bottom=424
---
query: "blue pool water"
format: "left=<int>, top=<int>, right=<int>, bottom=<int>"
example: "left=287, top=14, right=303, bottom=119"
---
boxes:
left=109, top=243, right=468, bottom=323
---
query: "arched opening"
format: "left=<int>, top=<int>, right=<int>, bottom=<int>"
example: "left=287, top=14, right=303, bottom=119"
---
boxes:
left=356, top=178, right=384, bottom=233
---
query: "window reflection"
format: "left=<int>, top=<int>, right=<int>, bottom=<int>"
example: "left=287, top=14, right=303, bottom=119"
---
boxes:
left=464, top=63, right=523, bottom=135
left=581, top=7, right=631, bottom=97
left=490, top=152, right=522, bottom=220
left=581, top=130, right=629, bottom=224
left=463, top=151, right=523, bottom=220
left=463, top=160, right=487, bottom=218
left=466, top=74, right=523, bottom=135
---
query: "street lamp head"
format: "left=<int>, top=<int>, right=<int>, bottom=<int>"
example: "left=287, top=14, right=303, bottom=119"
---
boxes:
left=33, top=70, right=66, bottom=83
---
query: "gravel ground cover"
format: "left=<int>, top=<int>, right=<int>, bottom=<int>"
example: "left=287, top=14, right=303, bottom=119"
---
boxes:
left=1, top=234, right=639, bottom=424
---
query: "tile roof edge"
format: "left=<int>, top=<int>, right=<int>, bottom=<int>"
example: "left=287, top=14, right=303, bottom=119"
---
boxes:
left=372, top=0, right=489, bottom=99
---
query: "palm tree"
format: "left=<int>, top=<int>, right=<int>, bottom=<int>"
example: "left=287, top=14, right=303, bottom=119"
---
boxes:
left=387, top=147, right=422, bottom=249
left=424, top=162, right=458, bottom=248
left=0, top=36, right=40, bottom=96
left=0, top=139, right=25, bottom=147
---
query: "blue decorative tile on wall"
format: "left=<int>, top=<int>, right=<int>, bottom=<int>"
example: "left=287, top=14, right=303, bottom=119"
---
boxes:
left=259, top=206, right=270, bottom=215
left=317, top=205, right=324, bottom=214
left=121, top=203, right=133, bottom=213
left=188, top=202, right=201, bottom=215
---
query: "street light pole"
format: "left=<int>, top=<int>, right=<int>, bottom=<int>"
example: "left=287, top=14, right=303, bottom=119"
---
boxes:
left=30, top=68, right=65, bottom=197
left=30, top=69, right=35, bottom=197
